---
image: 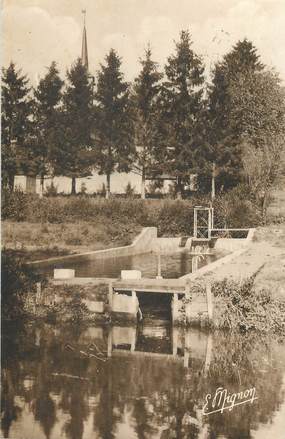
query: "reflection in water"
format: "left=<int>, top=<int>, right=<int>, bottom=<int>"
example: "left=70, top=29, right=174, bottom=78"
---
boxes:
left=1, top=321, right=285, bottom=439
left=36, top=251, right=219, bottom=279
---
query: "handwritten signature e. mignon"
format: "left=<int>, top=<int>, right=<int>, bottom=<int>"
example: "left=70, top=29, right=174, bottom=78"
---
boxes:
left=202, top=386, right=258, bottom=415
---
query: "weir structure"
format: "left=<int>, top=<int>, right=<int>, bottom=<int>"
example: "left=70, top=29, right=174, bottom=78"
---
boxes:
left=38, top=221, right=254, bottom=327
left=51, top=276, right=214, bottom=327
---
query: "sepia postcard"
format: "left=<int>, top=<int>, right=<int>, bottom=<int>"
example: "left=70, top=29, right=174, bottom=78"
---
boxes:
left=1, top=1, right=285, bottom=438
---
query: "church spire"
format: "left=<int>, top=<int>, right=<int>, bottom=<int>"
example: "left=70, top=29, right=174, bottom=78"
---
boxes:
left=81, top=10, right=89, bottom=70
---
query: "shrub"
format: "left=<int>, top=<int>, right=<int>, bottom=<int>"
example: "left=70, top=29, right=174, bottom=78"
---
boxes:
left=212, top=277, right=285, bottom=334
left=2, top=188, right=263, bottom=233
left=80, top=182, right=87, bottom=195
left=45, top=181, right=58, bottom=197
left=125, top=182, right=136, bottom=197
left=214, top=184, right=262, bottom=228
left=1, top=189, right=29, bottom=221
left=1, top=251, right=43, bottom=319
left=45, top=202, right=65, bottom=223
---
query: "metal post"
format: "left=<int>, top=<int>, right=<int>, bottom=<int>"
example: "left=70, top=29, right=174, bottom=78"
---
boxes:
left=156, top=252, right=163, bottom=279
left=172, top=293, right=178, bottom=324
left=107, top=327, right=112, bottom=357
left=206, top=283, right=213, bottom=323
left=108, top=282, right=113, bottom=311
left=194, top=208, right=197, bottom=238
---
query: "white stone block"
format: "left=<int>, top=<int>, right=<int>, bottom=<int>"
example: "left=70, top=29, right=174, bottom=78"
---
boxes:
left=121, top=270, right=142, bottom=280
left=112, top=293, right=137, bottom=313
left=83, top=300, right=104, bottom=313
left=54, top=269, right=75, bottom=279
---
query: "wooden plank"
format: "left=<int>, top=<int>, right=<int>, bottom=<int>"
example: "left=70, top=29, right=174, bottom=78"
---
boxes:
left=114, top=287, right=185, bottom=294
left=113, top=278, right=186, bottom=291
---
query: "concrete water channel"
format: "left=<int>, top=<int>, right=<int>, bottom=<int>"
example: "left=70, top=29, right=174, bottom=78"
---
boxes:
left=32, top=226, right=254, bottom=326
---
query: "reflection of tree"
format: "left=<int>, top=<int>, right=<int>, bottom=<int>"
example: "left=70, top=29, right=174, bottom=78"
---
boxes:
left=33, top=394, right=56, bottom=439
left=56, top=353, right=90, bottom=439
left=1, top=369, right=22, bottom=438
left=132, top=397, right=158, bottom=439
left=62, top=382, right=88, bottom=439
left=200, top=333, right=285, bottom=439
left=1, top=322, right=285, bottom=439
left=29, top=324, right=59, bottom=439
left=92, top=361, right=123, bottom=439
left=1, top=321, right=28, bottom=438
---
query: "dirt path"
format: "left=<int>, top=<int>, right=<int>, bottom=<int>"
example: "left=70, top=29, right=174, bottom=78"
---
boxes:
left=197, top=227, right=285, bottom=298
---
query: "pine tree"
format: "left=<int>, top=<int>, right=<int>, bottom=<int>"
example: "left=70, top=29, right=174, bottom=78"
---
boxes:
left=94, top=49, right=134, bottom=198
left=33, top=62, right=64, bottom=195
left=1, top=62, right=32, bottom=189
left=208, top=39, right=264, bottom=192
left=132, top=47, right=163, bottom=198
left=58, top=59, right=94, bottom=194
left=158, top=30, right=205, bottom=198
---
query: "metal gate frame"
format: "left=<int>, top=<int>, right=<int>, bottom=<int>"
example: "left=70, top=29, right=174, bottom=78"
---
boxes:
left=193, top=207, right=214, bottom=239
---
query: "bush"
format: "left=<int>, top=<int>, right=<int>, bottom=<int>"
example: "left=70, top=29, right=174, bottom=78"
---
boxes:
left=212, top=277, right=285, bottom=334
left=45, top=181, right=58, bottom=197
left=214, top=184, right=262, bottom=228
left=2, top=189, right=29, bottom=221
left=125, top=182, right=136, bottom=197
left=2, top=188, right=263, bottom=233
left=1, top=251, right=43, bottom=319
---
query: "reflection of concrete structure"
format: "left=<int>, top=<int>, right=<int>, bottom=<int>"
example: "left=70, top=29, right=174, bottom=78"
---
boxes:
left=107, top=325, right=212, bottom=369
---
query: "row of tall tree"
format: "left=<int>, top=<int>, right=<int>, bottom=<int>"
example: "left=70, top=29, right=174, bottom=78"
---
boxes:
left=2, top=30, right=285, bottom=200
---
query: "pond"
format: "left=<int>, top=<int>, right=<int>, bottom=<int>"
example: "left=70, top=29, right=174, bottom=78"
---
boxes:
left=2, top=320, right=285, bottom=439
left=35, top=251, right=222, bottom=279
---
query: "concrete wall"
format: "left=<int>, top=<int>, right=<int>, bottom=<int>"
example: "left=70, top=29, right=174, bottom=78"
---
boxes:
left=214, top=238, right=247, bottom=252
left=31, top=227, right=157, bottom=265
left=14, top=175, right=37, bottom=193
left=180, top=229, right=255, bottom=281
left=152, top=238, right=182, bottom=253
left=112, top=292, right=138, bottom=315
left=185, top=294, right=209, bottom=326
left=214, top=228, right=254, bottom=252
left=32, top=172, right=174, bottom=195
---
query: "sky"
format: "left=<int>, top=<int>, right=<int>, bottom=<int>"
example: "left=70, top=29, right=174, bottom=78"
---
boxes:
left=2, top=0, right=285, bottom=85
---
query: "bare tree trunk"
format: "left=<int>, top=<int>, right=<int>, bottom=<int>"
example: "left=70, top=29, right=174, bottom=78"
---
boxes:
left=71, top=177, right=76, bottom=195
left=141, top=167, right=146, bottom=199
left=106, top=173, right=111, bottom=199
left=39, top=173, right=44, bottom=198
left=176, top=176, right=183, bottom=200
left=211, top=162, right=216, bottom=202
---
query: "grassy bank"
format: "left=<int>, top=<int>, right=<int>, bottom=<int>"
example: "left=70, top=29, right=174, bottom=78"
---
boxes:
left=2, top=220, right=141, bottom=261
left=2, top=187, right=263, bottom=260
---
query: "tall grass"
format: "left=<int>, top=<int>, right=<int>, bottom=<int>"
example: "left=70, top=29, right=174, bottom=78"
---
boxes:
left=2, top=186, right=262, bottom=235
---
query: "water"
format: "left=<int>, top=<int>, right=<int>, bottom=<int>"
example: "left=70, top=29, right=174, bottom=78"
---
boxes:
left=36, top=251, right=221, bottom=278
left=2, top=321, right=285, bottom=439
